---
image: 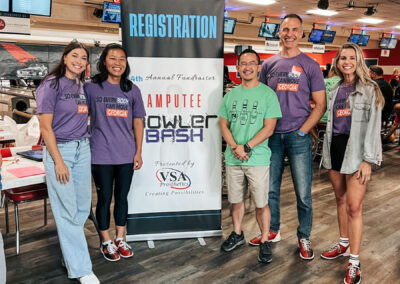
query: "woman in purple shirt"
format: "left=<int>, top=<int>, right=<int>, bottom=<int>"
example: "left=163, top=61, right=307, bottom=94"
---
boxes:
left=321, top=43, right=384, bottom=284
left=36, top=42, right=99, bottom=284
left=84, top=43, right=145, bottom=262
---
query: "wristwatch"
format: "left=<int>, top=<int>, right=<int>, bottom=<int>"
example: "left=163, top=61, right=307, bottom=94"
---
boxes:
left=244, top=143, right=252, bottom=153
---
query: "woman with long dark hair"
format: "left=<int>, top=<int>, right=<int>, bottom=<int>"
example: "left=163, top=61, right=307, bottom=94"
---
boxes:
left=84, top=43, right=145, bottom=262
left=37, top=41, right=99, bottom=283
left=321, top=43, right=384, bottom=284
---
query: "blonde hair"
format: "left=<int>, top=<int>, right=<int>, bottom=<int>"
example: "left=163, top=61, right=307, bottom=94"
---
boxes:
left=334, top=42, right=384, bottom=107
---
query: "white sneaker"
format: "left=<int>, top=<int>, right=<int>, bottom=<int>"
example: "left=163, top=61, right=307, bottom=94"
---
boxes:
left=79, top=272, right=100, bottom=284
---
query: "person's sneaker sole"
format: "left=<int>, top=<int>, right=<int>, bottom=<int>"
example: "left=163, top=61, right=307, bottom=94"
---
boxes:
left=299, top=252, right=315, bottom=260
left=258, top=256, right=272, bottom=263
left=119, top=252, right=134, bottom=259
left=320, top=251, right=350, bottom=260
left=221, top=239, right=245, bottom=252
left=248, top=234, right=281, bottom=246
left=344, top=276, right=361, bottom=284
left=100, top=247, right=120, bottom=262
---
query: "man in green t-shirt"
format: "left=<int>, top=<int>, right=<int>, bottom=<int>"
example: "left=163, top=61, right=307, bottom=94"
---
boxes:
left=218, top=49, right=282, bottom=263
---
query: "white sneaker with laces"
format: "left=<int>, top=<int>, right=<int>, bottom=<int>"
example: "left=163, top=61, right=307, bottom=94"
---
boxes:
left=79, top=272, right=100, bottom=284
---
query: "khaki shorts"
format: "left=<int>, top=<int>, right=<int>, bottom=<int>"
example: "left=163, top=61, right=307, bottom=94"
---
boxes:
left=226, top=165, right=270, bottom=208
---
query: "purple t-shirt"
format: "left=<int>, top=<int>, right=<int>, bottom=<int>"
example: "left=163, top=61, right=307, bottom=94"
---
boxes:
left=259, top=53, right=326, bottom=133
left=36, top=76, right=89, bottom=143
left=332, top=84, right=354, bottom=135
left=84, top=80, right=146, bottom=165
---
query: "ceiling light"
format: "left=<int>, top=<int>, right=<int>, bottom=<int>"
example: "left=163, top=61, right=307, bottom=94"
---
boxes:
left=396, top=25, right=400, bottom=29
left=239, top=0, right=276, bottom=5
left=317, top=0, right=329, bottom=10
left=307, top=9, right=338, bottom=16
left=357, top=18, right=383, bottom=24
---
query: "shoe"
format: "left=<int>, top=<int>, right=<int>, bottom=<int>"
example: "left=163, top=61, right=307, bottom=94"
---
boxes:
left=221, top=231, right=245, bottom=252
left=248, top=230, right=281, bottom=246
left=298, top=238, right=314, bottom=260
left=115, top=239, right=134, bottom=258
left=344, top=262, right=361, bottom=284
left=100, top=241, right=120, bottom=262
left=79, top=272, right=100, bottom=284
left=321, top=243, right=349, bottom=260
left=258, top=241, right=272, bottom=263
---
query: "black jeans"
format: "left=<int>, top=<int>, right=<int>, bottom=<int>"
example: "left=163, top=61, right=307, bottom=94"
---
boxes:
left=92, top=164, right=134, bottom=230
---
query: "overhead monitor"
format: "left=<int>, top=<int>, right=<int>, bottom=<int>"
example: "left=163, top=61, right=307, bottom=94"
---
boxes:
left=348, top=34, right=360, bottom=44
left=388, top=38, right=398, bottom=49
left=258, top=22, right=280, bottom=39
left=359, top=35, right=370, bottom=46
left=102, top=1, right=121, bottom=23
left=321, top=30, right=336, bottom=43
left=380, top=37, right=398, bottom=49
left=379, top=37, right=390, bottom=49
left=12, top=0, right=52, bottom=17
left=224, top=17, right=236, bottom=34
left=308, top=29, right=324, bottom=43
left=0, top=0, right=9, bottom=12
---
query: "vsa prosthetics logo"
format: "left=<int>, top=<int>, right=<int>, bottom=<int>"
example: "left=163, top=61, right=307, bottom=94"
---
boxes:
left=156, top=168, right=191, bottom=190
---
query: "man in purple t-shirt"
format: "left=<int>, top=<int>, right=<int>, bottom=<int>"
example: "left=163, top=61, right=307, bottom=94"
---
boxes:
left=251, top=14, right=326, bottom=261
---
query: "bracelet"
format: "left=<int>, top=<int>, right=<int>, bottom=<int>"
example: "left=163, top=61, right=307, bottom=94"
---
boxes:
left=296, top=130, right=306, bottom=136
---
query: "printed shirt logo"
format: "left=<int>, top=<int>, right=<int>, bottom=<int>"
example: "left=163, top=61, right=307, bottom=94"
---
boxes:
left=106, top=109, right=128, bottom=118
left=77, top=105, right=88, bottom=114
left=274, top=65, right=302, bottom=92
left=290, top=65, right=303, bottom=78
left=277, top=83, right=299, bottom=92
left=336, top=108, right=351, bottom=118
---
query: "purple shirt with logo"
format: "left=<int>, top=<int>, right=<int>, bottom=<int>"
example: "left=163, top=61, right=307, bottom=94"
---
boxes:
left=36, top=76, right=89, bottom=143
left=332, top=84, right=354, bottom=135
left=259, top=53, right=325, bottom=133
left=84, top=80, right=146, bottom=165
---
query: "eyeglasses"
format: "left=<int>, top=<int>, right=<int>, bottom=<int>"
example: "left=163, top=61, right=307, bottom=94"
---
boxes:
left=238, top=62, right=259, bottom=67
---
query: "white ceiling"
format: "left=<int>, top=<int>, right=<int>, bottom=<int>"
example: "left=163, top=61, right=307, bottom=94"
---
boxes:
left=226, top=0, right=400, bottom=34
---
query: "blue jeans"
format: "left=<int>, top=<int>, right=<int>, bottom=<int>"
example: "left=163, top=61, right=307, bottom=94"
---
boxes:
left=44, top=139, right=93, bottom=279
left=268, top=132, right=313, bottom=239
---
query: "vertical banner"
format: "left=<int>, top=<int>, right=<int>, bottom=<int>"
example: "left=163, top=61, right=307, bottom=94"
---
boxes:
left=121, top=0, right=224, bottom=241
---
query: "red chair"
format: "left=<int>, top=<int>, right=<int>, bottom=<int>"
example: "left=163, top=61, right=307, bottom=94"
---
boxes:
left=3, top=183, right=48, bottom=255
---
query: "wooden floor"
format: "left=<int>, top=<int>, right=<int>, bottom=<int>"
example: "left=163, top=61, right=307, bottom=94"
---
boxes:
left=2, top=146, right=400, bottom=283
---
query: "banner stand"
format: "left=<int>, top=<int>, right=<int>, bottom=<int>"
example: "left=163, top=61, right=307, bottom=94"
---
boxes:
left=121, top=0, right=225, bottom=242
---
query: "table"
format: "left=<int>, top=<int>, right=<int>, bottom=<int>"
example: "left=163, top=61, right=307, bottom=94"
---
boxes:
left=1, top=156, right=45, bottom=191
left=1, top=153, right=101, bottom=243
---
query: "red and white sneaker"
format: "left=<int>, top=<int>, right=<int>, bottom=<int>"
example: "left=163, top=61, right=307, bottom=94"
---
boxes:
left=115, top=239, right=134, bottom=258
left=344, top=262, right=361, bottom=284
left=248, top=230, right=281, bottom=246
left=298, top=238, right=314, bottom=260
left=100, top=241, right=120, bottom=262
left=321, top=243, right=349, bottom=260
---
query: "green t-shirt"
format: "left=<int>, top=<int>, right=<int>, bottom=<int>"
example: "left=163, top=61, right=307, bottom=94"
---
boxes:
left=218, top=83, right=282, bottom=166
left=321, top=76, right=340, bottom=123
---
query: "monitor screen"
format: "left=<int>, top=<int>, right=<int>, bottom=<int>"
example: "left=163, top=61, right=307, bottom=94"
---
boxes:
left=12, top=0, right=52, bottom=16
left=359, top=35, right=370, bottom=46
left=308, top=29, right=324, bottom=43
left=321, top=30, right=336, bottom=43
left=224, top=17, right=236, bottom=34
left=102, top=1, right=121, bottom=24
left=379, top=37, right=390, bottom=49
left=348, top=34, right=361, bottom=44
left=388, top=38, right=398, bottom=49
left=0, top=0, right=9, bottom=12
left=258, top=23, right=280, bottom=39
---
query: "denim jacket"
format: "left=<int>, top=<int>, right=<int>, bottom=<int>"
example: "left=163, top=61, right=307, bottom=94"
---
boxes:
left=322, top=81, right=382, bottom=174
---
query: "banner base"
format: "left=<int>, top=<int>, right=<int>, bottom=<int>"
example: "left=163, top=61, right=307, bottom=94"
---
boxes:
left=126, top=229, right=222, bottom=242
